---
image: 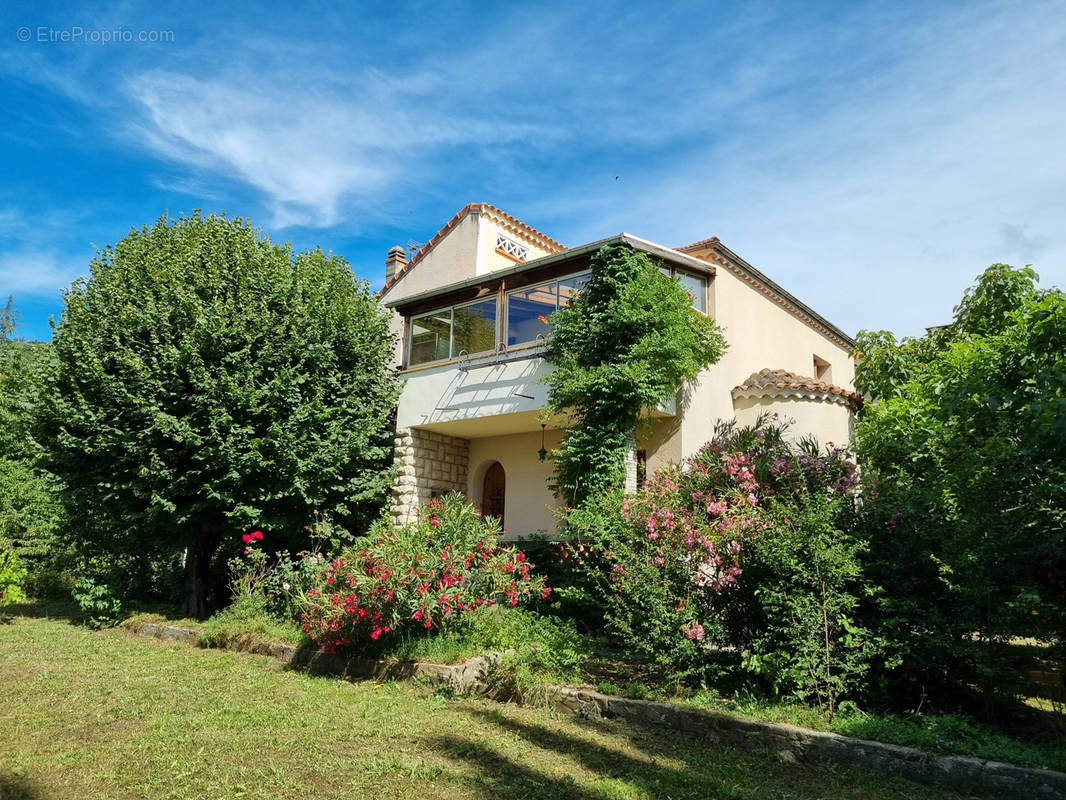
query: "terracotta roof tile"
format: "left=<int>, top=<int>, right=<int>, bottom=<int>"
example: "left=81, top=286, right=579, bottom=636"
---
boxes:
left=676, top=235, right=720, bottom=252
left=733, top=368, right=863, bottom=406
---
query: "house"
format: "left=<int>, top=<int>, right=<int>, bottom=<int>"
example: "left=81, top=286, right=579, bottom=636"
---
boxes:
left=380, top=203, right=861, bottom=538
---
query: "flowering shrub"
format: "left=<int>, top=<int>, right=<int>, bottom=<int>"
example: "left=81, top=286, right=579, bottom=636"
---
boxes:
left=566, top=417, right=880, bottom=709
left=297, top=494, right=549, bottom=653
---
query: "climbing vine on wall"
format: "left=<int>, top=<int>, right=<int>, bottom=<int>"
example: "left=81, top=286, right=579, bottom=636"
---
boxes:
left=544, top=244, right=727, bottom=504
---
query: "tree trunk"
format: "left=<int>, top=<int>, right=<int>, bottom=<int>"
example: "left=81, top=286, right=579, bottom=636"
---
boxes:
left=182, top=523, right=221, bottom=619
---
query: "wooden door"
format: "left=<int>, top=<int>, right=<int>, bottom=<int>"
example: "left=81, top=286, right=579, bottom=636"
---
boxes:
left=483, top=462, right=506, bottom=527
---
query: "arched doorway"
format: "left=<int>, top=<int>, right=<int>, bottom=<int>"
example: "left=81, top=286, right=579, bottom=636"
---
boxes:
left=482, top=462, right=505, bottom=526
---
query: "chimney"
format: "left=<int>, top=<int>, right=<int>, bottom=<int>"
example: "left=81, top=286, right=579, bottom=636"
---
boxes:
left=385, top=245, right=408, bottom=281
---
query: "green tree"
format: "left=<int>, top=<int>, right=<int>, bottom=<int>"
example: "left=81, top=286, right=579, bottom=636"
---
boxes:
left=0, top=299, right=63, bottom=581
left=853, top=264, right=1066, bottom=707
left=34, top=213, right=401, bottom=618
left=544, top=245, right=727, bottom=503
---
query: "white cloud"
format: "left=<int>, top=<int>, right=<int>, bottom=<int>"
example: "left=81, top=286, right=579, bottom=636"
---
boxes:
left=124, top=68, right=564, bottom=228
left=545, top=2, right=1066, bottom=337
left=0, top=251, right=85, bottom=297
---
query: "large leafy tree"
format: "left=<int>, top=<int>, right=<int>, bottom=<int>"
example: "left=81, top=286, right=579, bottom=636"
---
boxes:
left=0, top=298, right=61, bottom=572
left=545, top=245, right=726, bottom=503
left=35, top=214, right=401, bottom=617
left=853, top=264, right=1065, bottom=705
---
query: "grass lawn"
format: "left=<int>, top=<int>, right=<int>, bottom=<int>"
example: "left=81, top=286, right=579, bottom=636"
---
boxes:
left=0, top=604, right=980, bottom=800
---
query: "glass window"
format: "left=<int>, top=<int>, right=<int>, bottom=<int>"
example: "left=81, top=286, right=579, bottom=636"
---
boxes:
left=676, top=271, right=706, bottom=313
left=507, top=283, right=556, bottom=345
left=557, top=272, right=591, bottom=307
left=410, top=310, right=451, bottom=365
left=507, top=272, right=592, bottom=345
left=452, top=298, right=497, bottom=356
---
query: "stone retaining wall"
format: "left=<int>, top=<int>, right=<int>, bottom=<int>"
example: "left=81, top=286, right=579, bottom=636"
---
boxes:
left=126, top=621, right=498, bottom=694
left=390, top=427, right=470, bottom=525
left=543, top=687, right=1066, bottom=799
left=125, top=622, right=1066, bottom=799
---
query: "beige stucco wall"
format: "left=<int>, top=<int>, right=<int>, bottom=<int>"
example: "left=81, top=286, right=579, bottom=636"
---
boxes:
left=467, top=428, right=565, bottom=539
left=680, top=264, right=856, bottom=455
left=732, top=395, right=855, bottom=449
left=477, top=209, right=558, bottom=275
left=640, top=415, right=683, bottom=475
left=384, top=212, right=483, bottom=306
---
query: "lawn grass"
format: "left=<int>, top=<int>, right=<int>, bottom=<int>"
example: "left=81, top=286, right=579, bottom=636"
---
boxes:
left=0, top=603, right=980, bottom=800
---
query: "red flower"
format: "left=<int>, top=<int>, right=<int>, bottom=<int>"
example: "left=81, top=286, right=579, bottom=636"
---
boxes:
left=251, top=530, right=264, bottom=541
left=242, top=533, right=252, bottom=543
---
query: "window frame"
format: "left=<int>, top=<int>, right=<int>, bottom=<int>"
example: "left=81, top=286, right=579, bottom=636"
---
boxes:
left=407, top=295, right=500, bottom=367
left=503, top=269, right=591, bottom=348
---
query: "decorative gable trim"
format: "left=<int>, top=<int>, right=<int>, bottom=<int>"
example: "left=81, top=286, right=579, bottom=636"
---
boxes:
left=379, top=203, right=565, bottom=299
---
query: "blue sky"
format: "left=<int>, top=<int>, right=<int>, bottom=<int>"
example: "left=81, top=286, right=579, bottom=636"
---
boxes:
left=1, top=0, right=1064, bottom=342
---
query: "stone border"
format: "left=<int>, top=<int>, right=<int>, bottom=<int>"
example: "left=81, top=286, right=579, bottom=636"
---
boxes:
left=544, top=687, right=1066, bottom=799
left=125, top=621, right=500, bottom=694
left=125, top=622, right=1066, bottom=799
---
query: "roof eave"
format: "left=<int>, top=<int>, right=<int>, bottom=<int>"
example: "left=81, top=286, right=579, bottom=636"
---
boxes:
left=704, top=241, right=855, bottom=349
left=384, top=234, right=716, bottom=310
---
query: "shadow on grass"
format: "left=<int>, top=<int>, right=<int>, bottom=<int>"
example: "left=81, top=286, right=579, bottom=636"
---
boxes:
left=428, top=704, right=958, bottom=800
left=2, top=598, right=81, bottom=622
left=0, top=772, right=53, bottom=800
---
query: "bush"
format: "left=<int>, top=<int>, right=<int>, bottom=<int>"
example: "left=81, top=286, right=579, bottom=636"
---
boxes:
left=72, top=575, right=124, bottom=629
left=298, top=494, right=550, bottom=653
left=566, top=418, right=880, bottom=709
left=853, top=266, right=1066, bottom=710
left=0, top=546, right=27, bottom=607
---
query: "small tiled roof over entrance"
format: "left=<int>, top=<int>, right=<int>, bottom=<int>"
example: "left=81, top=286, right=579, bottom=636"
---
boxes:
left=732, top=368, right=863, bottom=408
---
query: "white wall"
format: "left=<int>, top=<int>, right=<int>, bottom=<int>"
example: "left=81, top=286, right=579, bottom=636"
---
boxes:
left=396, top=349, right=553, bottom=433
left=680, top=264, right=856, bottom=455
left=732, top=395, right=855, bottom=449
left=467, top=428, right=565, bottom=538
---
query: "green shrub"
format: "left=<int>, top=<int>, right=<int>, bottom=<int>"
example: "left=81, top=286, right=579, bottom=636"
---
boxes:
left=0, top=546, right=27, bottom=607
left=298, top=494, right=550, bottom=653
left=72, top=575, right=124, bottom=628
left=22, top=564, right=74, bottom=599
left=566, top=418, right=880, bottom=710
left=544, top=243, right=726, bottom=504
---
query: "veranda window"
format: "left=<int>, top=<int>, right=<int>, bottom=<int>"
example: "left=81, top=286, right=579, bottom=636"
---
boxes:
left=506, top=271, right=591, bottom=346
left=409, top=298, right=498, bottom=366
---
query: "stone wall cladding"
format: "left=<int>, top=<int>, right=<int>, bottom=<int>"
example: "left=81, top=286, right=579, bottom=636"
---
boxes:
left=389, top=427, right=470, bottom=525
